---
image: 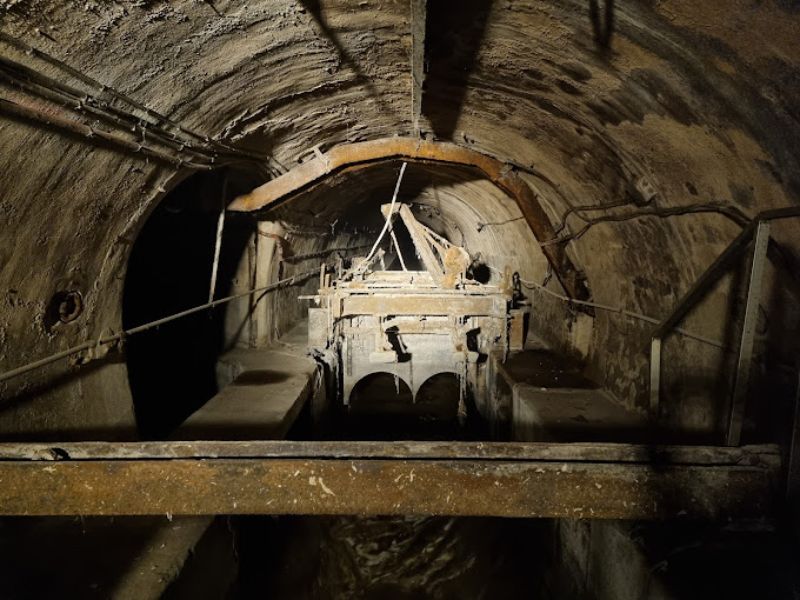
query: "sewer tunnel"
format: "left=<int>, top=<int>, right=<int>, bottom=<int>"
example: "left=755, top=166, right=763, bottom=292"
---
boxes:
left=0, top=1, right=799, bottom=598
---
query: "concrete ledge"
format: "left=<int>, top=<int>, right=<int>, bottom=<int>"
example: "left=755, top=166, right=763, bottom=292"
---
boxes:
left=0, top=516, right=215, bottom=599
left=512, top=386, right=649, bottom=443
left=172, top=347, right=318, bottom=441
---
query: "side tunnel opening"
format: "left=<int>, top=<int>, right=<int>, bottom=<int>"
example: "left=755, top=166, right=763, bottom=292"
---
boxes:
left=122, top=168, right=260, bottom=439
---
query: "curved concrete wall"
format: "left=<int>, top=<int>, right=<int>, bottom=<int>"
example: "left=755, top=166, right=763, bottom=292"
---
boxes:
left=0, top=0, right=798, bottom=439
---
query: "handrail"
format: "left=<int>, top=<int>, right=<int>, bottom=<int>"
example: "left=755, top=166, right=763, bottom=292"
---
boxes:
left=648, top=206, right=800, bottom=446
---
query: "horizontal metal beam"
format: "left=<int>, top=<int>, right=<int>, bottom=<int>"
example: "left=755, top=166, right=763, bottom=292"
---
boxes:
left=0, top=441, right=779, bottom=519
left=0, top=440, right=779, bottom=464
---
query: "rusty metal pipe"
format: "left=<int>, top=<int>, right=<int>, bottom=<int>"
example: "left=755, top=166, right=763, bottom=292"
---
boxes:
left=0, top=97, right=213, bottom=170
left=0, top=31, right=267, bottom=164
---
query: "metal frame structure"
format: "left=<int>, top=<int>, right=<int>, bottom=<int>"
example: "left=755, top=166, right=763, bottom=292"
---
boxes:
left=649, top=208, right=800, bottom=446
left=307, top=202, right=516, bottom=408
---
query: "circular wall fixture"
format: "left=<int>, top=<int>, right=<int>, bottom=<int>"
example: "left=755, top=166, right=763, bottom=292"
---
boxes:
left=57, top=291, right=83, bottom=323
left=44, top=290, right=83, bottom=330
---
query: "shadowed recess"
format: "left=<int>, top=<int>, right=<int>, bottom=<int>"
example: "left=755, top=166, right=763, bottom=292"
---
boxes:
left=422, top=0, right=494, bottom=139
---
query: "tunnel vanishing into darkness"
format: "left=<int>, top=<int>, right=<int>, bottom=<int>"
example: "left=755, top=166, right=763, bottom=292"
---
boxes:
left=1, top=0, right=800, bottom=598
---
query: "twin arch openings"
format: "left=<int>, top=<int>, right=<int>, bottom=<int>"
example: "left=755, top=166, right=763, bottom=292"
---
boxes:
left=348, top=371, right=461, bottom=412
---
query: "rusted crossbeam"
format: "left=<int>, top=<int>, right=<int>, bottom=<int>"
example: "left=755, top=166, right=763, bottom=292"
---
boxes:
left=0, top=441, right=779, bottom=519
left=228, top=138, right=591, bottom=302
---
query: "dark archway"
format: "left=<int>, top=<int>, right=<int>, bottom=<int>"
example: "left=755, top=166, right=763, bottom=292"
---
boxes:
left=122, top=168, right=258, bottom=439
left=415, top=372, right=462, bottom=420
left=339, top=371, right=467, bottom=440
left=348, top=372, right=414, bottom=411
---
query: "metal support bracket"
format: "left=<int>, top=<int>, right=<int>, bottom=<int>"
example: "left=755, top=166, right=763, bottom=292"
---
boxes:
left=648, top=208, right=800, bottom=444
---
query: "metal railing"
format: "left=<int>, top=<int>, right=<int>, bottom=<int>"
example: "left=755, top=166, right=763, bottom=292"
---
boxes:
left=648, top=206, right=800, bottom=446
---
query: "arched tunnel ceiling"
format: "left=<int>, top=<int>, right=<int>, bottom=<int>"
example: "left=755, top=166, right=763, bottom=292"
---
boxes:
left=0, top=0, right=799, bottom=434
left=231, top=138, right=589, bottom=298
left=265, top=160, right=550, bottom=285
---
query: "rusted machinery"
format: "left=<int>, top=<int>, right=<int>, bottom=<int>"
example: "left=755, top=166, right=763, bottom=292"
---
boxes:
left=306, top=202, right=528, bottom=416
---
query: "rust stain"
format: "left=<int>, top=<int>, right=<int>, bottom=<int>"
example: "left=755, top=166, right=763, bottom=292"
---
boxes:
left=0, top=449, right=778, bottom=519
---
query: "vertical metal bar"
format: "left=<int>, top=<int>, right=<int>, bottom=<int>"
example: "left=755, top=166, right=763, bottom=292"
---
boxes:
left=726, top=221, right=770, bottom=446
left=208, top=176, right=228, bottom=303
left=247, top=230, right=257, bottom=348
left=649, top=338, right=662, bottom=416
left=208, top=209, right=225, bottom=302
left=787, top=368, right=800, bottom=506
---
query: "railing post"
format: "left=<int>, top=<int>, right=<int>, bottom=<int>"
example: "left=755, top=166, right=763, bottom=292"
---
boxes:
left=649, top=337, right=662, bottom=416
left=726, top=221, right=771, bottom=446
left=789, top=369, right=800, bottom=537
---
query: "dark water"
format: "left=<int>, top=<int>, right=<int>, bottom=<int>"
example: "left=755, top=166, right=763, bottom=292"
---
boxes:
left=231, top=374, right=546, bottom=599
left=232, top=515, right=551, bottom=600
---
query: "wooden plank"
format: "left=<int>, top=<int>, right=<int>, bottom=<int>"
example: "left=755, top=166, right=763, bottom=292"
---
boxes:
left=341, top=294, right=501, bottom=317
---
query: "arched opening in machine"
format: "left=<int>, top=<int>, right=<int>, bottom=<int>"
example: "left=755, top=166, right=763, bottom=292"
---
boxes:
left=338, top=371, right=464, bottom=440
